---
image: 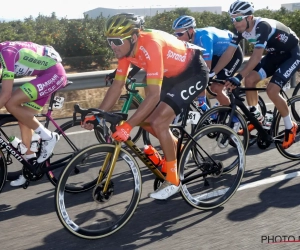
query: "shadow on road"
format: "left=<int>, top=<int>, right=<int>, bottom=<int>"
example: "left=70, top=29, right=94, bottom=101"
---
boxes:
left=27, top=193, right=224, bottom=249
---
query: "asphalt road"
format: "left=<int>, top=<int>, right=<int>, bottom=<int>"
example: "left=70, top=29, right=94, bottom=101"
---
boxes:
left=1, top=88, right=300, bottom=250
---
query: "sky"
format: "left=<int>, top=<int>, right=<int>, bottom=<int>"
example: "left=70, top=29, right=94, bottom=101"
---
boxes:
left=0, top=0, right=298, bottom=20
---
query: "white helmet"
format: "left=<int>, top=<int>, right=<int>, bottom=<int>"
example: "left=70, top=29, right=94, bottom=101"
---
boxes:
left=228, top=1, right=254, bottom=15
left=172, top=16, right=196, bottom=30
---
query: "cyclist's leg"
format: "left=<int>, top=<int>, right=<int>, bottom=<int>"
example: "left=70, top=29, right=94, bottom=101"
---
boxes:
left=6, top=63, right=67, bottom=163
left=148, top=52, right=208, bottom=199
left=211, top=45, right=243, bottom=106
left=244, top=54, right=276, bottom=124
left=268, top=46, right=300, bottom=148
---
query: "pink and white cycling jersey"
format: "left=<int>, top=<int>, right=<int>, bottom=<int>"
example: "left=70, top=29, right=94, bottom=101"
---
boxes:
left=0, top=41, right=62, bottom=78
left=0, top=41, right=67, bottom=111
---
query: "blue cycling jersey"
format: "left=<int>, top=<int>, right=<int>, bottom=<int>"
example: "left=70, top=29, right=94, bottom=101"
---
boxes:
left=193, top=27, right=234, bottom=60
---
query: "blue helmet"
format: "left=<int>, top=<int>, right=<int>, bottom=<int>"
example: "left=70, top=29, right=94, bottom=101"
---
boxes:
left=172, top=16, right=196, bottom=30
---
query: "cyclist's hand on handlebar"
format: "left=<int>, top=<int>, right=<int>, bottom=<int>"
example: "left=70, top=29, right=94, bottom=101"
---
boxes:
left=105, top=74, right=114, bottom=85
left=112, top=122, right=132, bottom=142
left=225, top=74, right=243, bottom=89
left=209, top=71, right=216, bottom=81
left=81, top=115, right=96, bottom=130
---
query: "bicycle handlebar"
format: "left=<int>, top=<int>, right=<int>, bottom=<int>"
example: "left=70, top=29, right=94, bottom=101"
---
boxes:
left=73, top=104, right=128, bottom=133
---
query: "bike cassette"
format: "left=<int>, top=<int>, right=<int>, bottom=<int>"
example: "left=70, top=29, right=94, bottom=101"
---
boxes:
left=211, top=160, right=224, bottom=178
left=92, top=181, right=114, bottom=203
left=22, top=166, right=44, bottom=181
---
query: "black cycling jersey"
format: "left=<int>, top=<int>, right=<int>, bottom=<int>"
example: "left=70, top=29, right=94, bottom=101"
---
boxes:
left=230, top=17, right=299, bottom=52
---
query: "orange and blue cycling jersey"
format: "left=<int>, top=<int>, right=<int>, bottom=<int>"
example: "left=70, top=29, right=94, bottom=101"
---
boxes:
left=115, top=29, right=196, bottom=86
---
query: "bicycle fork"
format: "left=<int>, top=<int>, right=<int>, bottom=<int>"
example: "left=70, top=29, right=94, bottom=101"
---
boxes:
left=97, top=142, right=122, bottom=193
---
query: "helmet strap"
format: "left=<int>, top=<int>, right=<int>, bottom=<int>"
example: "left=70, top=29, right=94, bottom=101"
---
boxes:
left=187, top=29, right=194, bottom=42
left=125, top=38, right=136, bottom=57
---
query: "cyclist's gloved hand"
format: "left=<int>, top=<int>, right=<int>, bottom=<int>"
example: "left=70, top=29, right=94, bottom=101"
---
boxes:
left=225, top=74, right=243, bottom=88
left=81, top=115, right=98, bottom=130
left=105, top=73, right=114, bottom=85
left=112, top=122, right=132, bottom=142
left=209, top=71, right=216, bottom=80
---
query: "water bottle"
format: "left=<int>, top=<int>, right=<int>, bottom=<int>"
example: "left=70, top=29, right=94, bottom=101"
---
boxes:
left=143, top=145, right=163, bottom=166
left=210, top=102, right=219, bottom=120
left=30, top=133, right=41, bottom=152
left=198, top=101, right=209, bottom=112
left=263, top=110, right=273, bottom=129
left=9, top=136, right=28, bottom=155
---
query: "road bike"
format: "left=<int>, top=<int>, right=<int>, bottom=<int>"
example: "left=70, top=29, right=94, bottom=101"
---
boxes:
left=0, top=81, right=101, bottom=192
left=54, top=104, right=245, bottom=239
left=196, top=80, right=300, bottom=172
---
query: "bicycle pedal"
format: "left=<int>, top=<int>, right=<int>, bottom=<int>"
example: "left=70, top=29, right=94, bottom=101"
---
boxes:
left=22, top=180, right=30, bottom=189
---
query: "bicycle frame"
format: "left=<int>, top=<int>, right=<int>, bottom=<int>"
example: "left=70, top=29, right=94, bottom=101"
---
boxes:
left=0, top=82, right=78, bottom=175
left=96, top=107, right=222, bottom=192
left=120, top=81, right=146, bottom=113
left=227, top=87, right=291, bottom=142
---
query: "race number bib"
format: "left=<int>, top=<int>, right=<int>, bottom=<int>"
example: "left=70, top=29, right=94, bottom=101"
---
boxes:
left=186, top=111, right=201, bottom=124
left=53, top=96, right=65, bottom=109
left=44, top=46, right=62, bottom=63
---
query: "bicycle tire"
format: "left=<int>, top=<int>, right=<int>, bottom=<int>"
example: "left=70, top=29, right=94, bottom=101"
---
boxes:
left=274, top=95, right=300, bottom=160
left=292, top=82, right=300, bottom=97
left=179, top=124, right=245, bottom=210
left=194, top=106, right=249, bottom=153
left=0, top=149, right=7, bottom=194
left=0, top=115, right=23, bottom=180
left=55, top=143, right=142, bottom=239
left=238, top=93, right=267, bottom=117
left=46, top=120, right=102, bottom=192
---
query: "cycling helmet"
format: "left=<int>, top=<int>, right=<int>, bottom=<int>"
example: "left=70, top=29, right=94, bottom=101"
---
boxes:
left=228, top=1, right=254, bottom=15
left=172, top=16, right=196, bottom=30
left=104, top=13, right=143, bottom=37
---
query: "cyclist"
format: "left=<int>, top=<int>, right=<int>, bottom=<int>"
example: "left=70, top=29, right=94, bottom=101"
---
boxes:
left=0, top=41, right=67, bottom=186
left=82, top=13, right=209, bottom=200
left=221, top=1, right=300, bottom=149
left=172, top=16, right=243, bottom=107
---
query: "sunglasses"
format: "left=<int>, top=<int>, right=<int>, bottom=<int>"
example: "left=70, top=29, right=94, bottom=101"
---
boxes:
left=174, top=29, right=188, bottom=37
left=107, top=35, right=131, bottom=46
left=231, top=16, right=248, bottom=23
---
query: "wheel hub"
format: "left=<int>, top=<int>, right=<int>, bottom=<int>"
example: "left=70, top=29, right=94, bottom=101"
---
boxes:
left=92, top=180, right=114, bottom=203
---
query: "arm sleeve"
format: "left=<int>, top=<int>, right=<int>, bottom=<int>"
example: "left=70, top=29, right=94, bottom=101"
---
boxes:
left=128, top=65, right=141, bottom=78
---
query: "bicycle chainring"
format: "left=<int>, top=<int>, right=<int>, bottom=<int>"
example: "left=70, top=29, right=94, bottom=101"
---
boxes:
left=22, top=166, right=44, bottom=181
left=93, top=180, right=114, bottom=203
left=256, top=132, right=272, bottom=149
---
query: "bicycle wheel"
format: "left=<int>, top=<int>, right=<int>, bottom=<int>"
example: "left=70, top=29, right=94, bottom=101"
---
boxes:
left=55, top=144, right=142, bottom=239
left=292, top=82, right=300, bottom=97
left=94, top=97, right=144, bottom=144
left=45, top=119, right=102, bottom=192
left=0, top=116, right=23, bottom=180
left=194, top=106, right=249, bottom=152
left=274, top=95, right=300, bottom=160
left=179, top=124, right=245, bottom=209
left=238, top=93, right=267, bottom=117
left=0, top=149, right=7, bottom=194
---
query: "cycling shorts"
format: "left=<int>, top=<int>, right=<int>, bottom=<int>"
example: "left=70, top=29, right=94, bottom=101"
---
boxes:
left=160, top=50, right=209, bottom=115
left=253, top=44, right=300, bottom=88
left=20, top=63, right=67, bottom=111
left=212, top=45, right=243, bottom=80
